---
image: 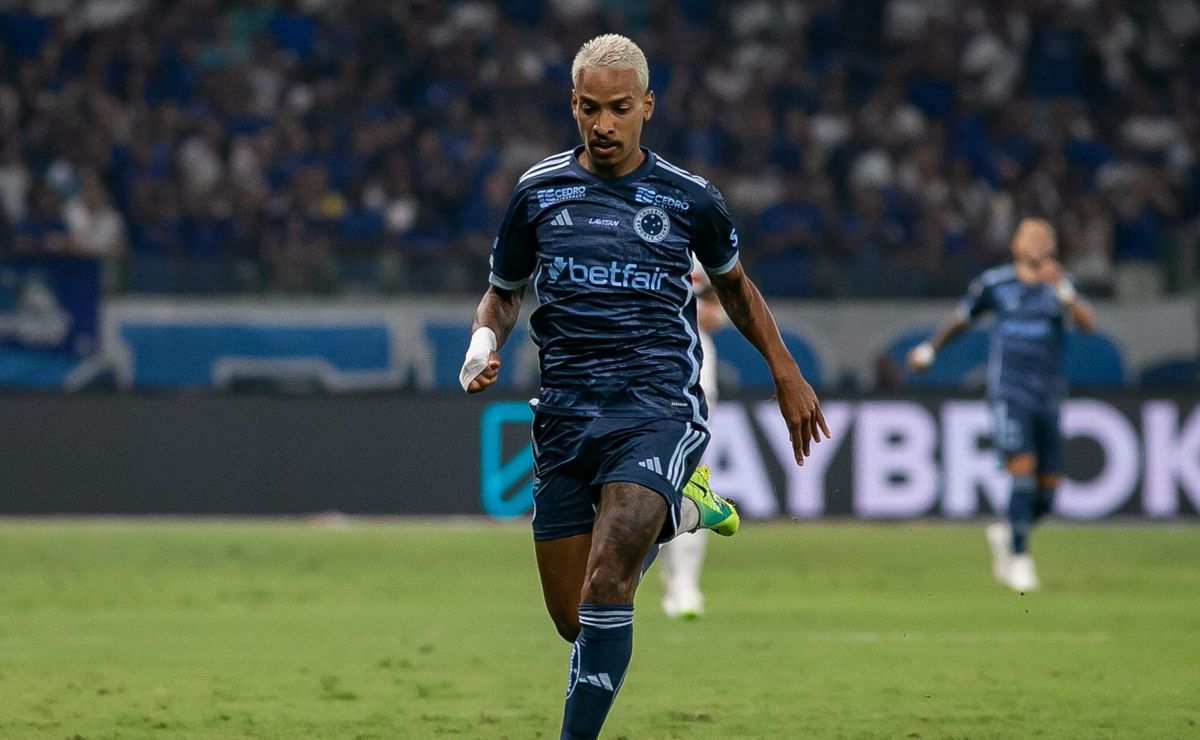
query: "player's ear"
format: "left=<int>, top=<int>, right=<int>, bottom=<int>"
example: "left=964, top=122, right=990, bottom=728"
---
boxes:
left=643, top=89, right=654, bottom=121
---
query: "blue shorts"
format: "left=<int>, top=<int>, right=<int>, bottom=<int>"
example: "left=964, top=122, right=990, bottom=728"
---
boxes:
left=990, top=398, right=1062, bottom=474
left=530, top=412, right=710, bottom=543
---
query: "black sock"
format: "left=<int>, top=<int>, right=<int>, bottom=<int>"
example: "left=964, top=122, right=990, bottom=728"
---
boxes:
left=1008, top=473, right=1036, bottom=554
left=1032, top=485, right=1054, bottom=522
left=560, top=603, right=634, bottom=740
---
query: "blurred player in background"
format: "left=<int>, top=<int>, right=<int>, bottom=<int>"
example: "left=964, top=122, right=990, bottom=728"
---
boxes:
left=460, top=34, right=828, bottom=739
left=658, top=259, right=726, bottom=620
left=908, top=218, right=1095, bottom=592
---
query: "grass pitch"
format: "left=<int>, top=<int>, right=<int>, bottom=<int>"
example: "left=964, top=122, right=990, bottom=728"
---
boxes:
left=0, top=520, right=1196, bottom=739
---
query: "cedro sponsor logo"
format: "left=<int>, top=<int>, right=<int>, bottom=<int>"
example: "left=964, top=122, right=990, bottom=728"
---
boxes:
left=536, top=186, right=587, bottom=209
left=634, top=186, right=691, bottom=212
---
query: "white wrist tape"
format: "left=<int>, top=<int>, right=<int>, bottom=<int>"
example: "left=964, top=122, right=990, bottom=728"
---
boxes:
left=912, top=341, right=935, bottom=368
left=1055, top=278, right=1077, bottom=305
left=459, top=327, right=497, bottom=392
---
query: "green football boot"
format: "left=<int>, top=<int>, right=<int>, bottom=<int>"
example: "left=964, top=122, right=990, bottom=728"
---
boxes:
left=681, top=465, right=740, bottom=536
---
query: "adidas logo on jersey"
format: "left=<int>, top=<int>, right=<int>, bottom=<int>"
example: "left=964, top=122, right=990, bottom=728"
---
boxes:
left=637, top=457, right=664, bottom=475
left=545, top=257, right=668, bottom=290
left=551, top=208, right=574, bottom=227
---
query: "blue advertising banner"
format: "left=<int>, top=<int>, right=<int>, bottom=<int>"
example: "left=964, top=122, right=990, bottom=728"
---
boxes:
left=0, top=256, right=100, bottom=355
left=96, top=296, right=1196, bottom=392
left=0, top=256, right=101, bottom=386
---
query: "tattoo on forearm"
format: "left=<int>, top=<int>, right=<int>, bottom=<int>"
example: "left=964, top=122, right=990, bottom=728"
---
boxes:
left=473, top=287, right=524, bottom=346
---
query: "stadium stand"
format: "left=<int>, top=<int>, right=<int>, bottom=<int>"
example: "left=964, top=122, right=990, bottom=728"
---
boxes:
left=0, top=0, right=1198, bottom=300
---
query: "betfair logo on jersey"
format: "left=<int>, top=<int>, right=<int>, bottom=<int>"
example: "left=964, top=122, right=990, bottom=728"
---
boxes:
left=546, top=257, right=668, bottom=290
left=536, top=186, right=587, bottom=208
left=634, top=186, right=691, bottom=212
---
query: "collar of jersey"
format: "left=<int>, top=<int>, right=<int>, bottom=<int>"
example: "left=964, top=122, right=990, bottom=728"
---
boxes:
left=569, top=146, right=657, bottom=185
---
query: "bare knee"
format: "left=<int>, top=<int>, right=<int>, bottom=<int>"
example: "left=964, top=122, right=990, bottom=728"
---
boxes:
left=549, top=610, right=580, bottom=643
left=544, top=596, right=580, bottom=642
left=581, top=555, right=637, bottom=605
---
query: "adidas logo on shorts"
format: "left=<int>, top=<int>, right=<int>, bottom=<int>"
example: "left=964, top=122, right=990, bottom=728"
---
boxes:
left=637, top=457, right=663, bottom=475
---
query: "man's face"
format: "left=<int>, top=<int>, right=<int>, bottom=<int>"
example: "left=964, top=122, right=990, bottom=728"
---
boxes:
left=571, top=66, right=654, bottom=177
left=1011, top=221, right=1057, bottom=272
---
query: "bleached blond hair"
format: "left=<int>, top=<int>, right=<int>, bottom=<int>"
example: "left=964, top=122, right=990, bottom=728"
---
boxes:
left=1016, top=217, right=1057, bottom=245
left=571, top=34, right=649, bottom=92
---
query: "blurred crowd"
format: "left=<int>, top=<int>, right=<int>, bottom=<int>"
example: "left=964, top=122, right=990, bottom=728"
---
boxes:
left=1, top=0, right=1199, bottom=299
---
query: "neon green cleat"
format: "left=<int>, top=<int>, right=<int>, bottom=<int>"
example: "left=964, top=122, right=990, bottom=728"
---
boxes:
left=681, top=465, right=739, bottom=537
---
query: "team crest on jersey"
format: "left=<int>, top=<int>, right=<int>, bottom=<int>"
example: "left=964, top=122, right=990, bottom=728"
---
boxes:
left=633, top=206, right=671, bottom=243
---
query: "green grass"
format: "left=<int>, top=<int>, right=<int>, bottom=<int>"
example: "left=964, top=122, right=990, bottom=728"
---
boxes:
left=0, top=520, right=1197, bottom=739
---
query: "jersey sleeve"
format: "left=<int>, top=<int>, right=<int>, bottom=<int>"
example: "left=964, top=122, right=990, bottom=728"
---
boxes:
left=958, top=276, right=993, bottom=320
left=488, top=188, right=537, bottom=289
left=690, top=183, right=740, bottom=275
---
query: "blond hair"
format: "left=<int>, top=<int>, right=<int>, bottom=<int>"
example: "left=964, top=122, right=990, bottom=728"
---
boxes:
left=571, top=34, right=649, bottom=92
left=1016, top=217, right=1057, bottom=243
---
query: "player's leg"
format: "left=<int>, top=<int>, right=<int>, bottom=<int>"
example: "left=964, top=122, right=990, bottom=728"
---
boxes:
left=989, top=399, right=1038, bottom=589
left=1003, top=451, right=1040, bottom=590
left=561, top=481, right=666, bottom=740
left=1007, top=407, right=1063, bottom=591
left=1033, top=406, right=1064, bottom=524
left=1005, top=452, right=1038, bottom=556
left=536, top=535, right=592, bottom=643
left=559, top=417, right=713, bottom=739
left=659, top=530, right=706, bottom=619
left=660, top=453, right=720, bottom=619
left=998, top=404, right=1043, bottom=593
left=1033, top=474, right=1058, bottom=520
left=661, top=457, right=736, bottom=617
left=530, top=412, right=600, bottom=643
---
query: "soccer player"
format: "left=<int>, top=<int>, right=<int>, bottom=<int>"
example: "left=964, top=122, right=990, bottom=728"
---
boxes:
left=658, top=261, right=725, bottom=620
left=907, top=218, right=1095, bottom=591
left=460, top=34, right=828, bottom=739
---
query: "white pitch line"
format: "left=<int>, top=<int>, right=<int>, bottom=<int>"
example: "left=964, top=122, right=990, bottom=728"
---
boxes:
left=788, top=631, right=1113, bottom=644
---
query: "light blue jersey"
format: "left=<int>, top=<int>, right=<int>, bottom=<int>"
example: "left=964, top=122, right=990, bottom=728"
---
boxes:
left=960, top=265, right=1070, bottom=409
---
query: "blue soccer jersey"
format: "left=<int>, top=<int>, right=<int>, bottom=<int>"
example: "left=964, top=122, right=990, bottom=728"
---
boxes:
left=489, top=147, right=740, bottom=423
left=959, top=265, right=1070, bottom=408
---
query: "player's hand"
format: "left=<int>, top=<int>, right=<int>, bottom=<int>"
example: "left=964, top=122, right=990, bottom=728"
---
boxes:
left=1040, top=257, right=1063, bottom=284
left=907, top=341, right=935, bottom=372
left=465, top=351, right=501, bottom=393
left=775, top=373, right=830, bottom=466
left=460, top=327, right=500, bottom=393
left=1041, top=259, right=1077, bottom=304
